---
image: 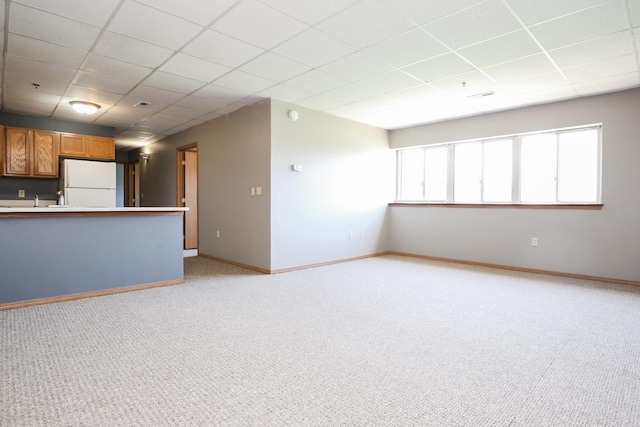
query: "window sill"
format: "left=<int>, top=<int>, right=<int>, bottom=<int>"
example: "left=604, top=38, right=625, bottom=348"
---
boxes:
left=389, top=202, right=603, bottom=210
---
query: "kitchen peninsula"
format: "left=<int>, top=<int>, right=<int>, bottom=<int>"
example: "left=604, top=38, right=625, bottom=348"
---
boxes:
left=0, top=206, right=188, bottom=309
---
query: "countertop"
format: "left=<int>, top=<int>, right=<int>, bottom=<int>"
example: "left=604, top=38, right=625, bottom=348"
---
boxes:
left=0, top=206, right=188, bottom=217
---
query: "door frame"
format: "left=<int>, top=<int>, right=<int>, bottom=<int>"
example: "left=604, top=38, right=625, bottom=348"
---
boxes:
left=177, top=142, right=198, bottom=249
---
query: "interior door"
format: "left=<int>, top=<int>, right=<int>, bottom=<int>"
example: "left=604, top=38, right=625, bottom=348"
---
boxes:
left=184, top=150, right=198, bottom=249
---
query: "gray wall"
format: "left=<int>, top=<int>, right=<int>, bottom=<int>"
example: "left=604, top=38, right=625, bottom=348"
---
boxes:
left=139, top=100, right=272, bottom=271
left=138, top=99, right=394, bottom=272
left=270, top=100, right=394, bottom=271
left=388, top=88, right=640, bottom=282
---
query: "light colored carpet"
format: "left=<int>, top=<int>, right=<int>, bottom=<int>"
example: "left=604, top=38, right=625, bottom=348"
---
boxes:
left=2, top=255, right=639, bottom=426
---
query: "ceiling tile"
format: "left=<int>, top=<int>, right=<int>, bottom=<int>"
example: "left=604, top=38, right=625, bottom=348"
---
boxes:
left=64, top=85, right=123, bottom=105
left=73, top=71, right=138, bottom=94
left=530, top=1, right=628, bottom=50
left=176, top=95, right=227, bottom=111
left=518, top=85, right=578, bottom=105
left=191, top=84, right=247, bottom=103
left=6, top=72, right=69, bottom=96
left=428, top=70, right=497, bottom=97
left=548, top=31, right=636, bottom=69
left=211, top=0, right=308, bottom=49
left=502, top=71, right=569, bottom=95
left=134, top=0, right=239, bottom=25
left=295, top=95, right=344, bottom=111
left=260, top=0, right=359, bottom=25
left=572, top=72, right=640, bottom=96
left=423, top=0, right=521, bottom=49
left=9, top=4, right=101, bottom=51
left=6, top=56, right=76, bottom=84
left=93, top=31, right=174, bottom=68
left=362, top=28, right=448, bottom=68
left=182, top=29, right=265, bottom=68
left=256, top=84, right=314, bottom=103
left=159, top=104, right=204, bottom=119
left=127, top=85, right=186, bottom=104
left=316, top=0, right=414, bottom=49
left=630, top=0, right=640, bottom=26
left=108, top=1, right=203, bottom=50
left=142, top=71, right=206, bottom=95
left=285, top=69, right=348, bottom=93
left=5, top=99, right=55, bottom=116
left=506, top=0, right=610, bottom=26
left=213, top=70, right=277, bottom=94
left=6, top=86, right=61, bottom=104
left=319, top=51, right=394, bottom=82
left=380, top=0, right=485, bottom=26
left=563, top=54, right=638, bottom=83
left=159, top=53, right=231, bottom=83
left=483, top=54, right=558, bottom=84
left=328, top=95, right=399, bottom=118
left=272, top=29, right=356, bottom=68
left=402, top=53, right=475, bottom=83
left=322, top=83, right=380, bottom=104
left=457, top=30, right=542, bottom=68
left=7, top=34, right=87, bottom=69
left=82, top=54, right=152, bottom=82
left=240, top=52, right=311, bottom=82
left=359, top=70, right=423, bottom=95
left=137, top=113, right=192, bottom=133
left=12, top=0, right=121, bottom=27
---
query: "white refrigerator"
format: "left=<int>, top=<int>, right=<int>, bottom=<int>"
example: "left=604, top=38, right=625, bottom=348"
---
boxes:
left=61, top=159, right=116, bottom=207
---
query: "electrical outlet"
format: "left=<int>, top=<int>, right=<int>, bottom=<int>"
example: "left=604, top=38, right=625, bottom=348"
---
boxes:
left=360, top=230, right=365, bottom=238
left=18, top=190, right=25, bottom=198
left=531, top=237, right=538, bottom=247
left=216, top=230, right=220, bottom=239
left=349, top=231, right=353, bottom=239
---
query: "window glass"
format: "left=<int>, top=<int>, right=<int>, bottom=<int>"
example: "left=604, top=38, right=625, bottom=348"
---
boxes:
left=483, top=139, right=512, bottom=202
left=521, top=133, right=557, bottom=202
left=454, top=142, right=482, bottom=202
left=424, top=147, right=448, bottom=201
left=558, top=130, right=599, bottom=202
left=399, top=149, right=424, bottom=200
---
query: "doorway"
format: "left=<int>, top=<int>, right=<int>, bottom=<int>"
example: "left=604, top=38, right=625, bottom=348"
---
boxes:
left=125, top=160, right=140, bottom=207
left=177, top=143, right=198, bottom=250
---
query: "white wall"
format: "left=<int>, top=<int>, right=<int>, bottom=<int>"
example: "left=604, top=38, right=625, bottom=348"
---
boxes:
left=270, top=100, right=394, bottom=271
left=388, top=88, right=640, bottom=282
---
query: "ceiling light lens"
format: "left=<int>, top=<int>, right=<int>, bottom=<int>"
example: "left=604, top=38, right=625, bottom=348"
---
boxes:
left=70, top=101, right=101, bottom=115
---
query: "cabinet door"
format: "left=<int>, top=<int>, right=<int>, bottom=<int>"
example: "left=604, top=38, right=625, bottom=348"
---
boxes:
left=33, top=130, right=59, bottom=177
left=60, top=133, right=87, bottom=157
left=4, top=127, right=30, bottom=175
left=88, top=137, right=115, bottom=159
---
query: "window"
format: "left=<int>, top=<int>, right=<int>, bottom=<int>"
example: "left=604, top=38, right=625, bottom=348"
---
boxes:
left=396, top=125, right=601, bottom=205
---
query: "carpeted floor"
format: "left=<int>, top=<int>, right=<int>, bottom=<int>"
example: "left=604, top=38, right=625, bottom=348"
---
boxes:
left=2, top=255, right=639, bottom=426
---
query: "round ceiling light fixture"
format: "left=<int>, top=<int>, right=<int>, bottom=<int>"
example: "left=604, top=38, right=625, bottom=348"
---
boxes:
left=288, top=110, right=299, bottom=121
left=70, top=100, right=101, bottom=115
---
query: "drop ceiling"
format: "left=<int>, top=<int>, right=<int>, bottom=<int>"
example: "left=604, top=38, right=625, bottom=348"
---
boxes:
left=1, top=0, right=639, bottom=150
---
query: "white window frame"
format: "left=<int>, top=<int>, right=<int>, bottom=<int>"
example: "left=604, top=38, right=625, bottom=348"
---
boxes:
left=395, top=124, right=602, bottom=205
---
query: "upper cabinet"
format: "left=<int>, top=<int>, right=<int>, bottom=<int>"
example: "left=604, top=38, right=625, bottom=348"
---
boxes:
left=60, top=133, right=115, bottom=160
left=1, top=127, right=115, bottom=178
left=2, top=127, right=59, bottom=178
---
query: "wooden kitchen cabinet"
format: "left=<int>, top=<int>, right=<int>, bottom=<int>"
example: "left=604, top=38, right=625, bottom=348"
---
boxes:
left=1, top=127, right=58, bottom=177
left=59, top=133, right=115, bottom=160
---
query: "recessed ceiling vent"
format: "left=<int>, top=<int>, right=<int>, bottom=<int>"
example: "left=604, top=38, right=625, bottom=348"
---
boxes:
left=467, top=91, right=496, bottom=99
left=134, top=101, right=151, bottom=107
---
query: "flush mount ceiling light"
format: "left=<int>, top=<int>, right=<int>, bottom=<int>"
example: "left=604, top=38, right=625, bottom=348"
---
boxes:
left=288, top=110, right=299, bottom=121
left=69, top=101, right=101, bottom=115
